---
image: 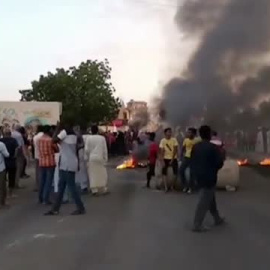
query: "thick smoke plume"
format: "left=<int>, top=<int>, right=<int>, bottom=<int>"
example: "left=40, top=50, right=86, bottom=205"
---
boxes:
left=159, top=0, right=270, bottom=131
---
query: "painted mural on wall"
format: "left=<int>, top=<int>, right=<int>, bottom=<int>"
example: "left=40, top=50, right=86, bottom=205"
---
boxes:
left=0, top=102, right=61, bottom=131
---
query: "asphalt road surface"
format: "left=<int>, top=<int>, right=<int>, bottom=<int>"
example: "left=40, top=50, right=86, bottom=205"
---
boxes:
left=1, top=160, right=270, bottom=270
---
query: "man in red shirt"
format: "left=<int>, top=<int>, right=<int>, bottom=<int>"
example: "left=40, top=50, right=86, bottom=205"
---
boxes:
left=38, top=125, right=58, bottom=205
left=146, top=132, right=159, bottom=188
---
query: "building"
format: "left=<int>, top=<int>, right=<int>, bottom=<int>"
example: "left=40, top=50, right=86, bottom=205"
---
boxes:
left=126, top=100, right=148, bottom=122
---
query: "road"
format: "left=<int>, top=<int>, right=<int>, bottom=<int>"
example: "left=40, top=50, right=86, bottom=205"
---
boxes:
left=1, top=160, right=270, bottom=270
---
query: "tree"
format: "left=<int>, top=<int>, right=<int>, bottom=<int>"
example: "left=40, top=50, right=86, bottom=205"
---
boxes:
left=19, top=59, right=120, bottom=126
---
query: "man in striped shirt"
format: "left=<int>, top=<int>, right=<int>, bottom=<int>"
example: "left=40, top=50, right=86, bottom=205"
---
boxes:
left=38, top=125, right=58, bottom=205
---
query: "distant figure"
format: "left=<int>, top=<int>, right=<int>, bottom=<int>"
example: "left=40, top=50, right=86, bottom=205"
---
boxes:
left=12, top=125, right=26, bottom=188
left=211, top=131, right=226, bottom=161
left=159, top=128, right=178, bottom=192
left=146, top=132, right=159, bottom=188
left=191, top=125, right=225, bottom=232
left=0, top=139, right=9, bottom=207
left=75, top=127, right=89, bottom=192
left=0, top=129, right=18, bottom=198
left=33, top=125, right=44, bottom=191
left=180, top=128, right=200, bottom=194
left=19, top=126, right=30, bottom=179
left=85, top=125, right=108, bottom=196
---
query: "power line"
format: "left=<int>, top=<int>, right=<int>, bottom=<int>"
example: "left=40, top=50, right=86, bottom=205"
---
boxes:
left=129, top=0, right=181, bottom=9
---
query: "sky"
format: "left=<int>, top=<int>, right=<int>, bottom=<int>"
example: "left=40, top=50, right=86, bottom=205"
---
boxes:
left=0, top=0, right=184, bottom=103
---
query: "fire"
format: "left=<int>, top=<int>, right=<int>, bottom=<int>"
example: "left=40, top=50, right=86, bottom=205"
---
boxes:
left=117, top=158, right=136, bottom=170
left=260, top=158, right=270, bottom=166
left=237, top=159, right=249, bottom=166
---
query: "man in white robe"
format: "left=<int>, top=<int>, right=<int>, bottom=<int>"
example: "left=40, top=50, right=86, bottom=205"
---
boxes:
left=85, top=125, right=108, bottom=195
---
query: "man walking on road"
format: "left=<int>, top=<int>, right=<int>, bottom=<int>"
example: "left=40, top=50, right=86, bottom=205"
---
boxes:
left=38, top=125, right=58, bottom=205
left=85, top=125, right=108, bottom=195
left=146, top=132, right=158, bottom=188
left=0, top=139, right=9, bottom=207
left=191, top=125, right=225, bottom=232
left=45, top=123, right=85, bottom=215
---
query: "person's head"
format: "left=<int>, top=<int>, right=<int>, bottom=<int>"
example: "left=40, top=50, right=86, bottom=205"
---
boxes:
left=199, top=125, right=212, bottom=141
left=19, top=126, right=26, bottom=135
left=3, top=128, right=12, bottom=138
left=164, top=128, right=172, bottom=139
left=91, top=125, right=99, bottom=135
left=13, top=124, right=21, bottom=132
left=187, top=127, right=197, bottom=139
left=149, top=132, right=156, bottom=142
left=50, top=125, right=56, bottom=134
left=43, top=125, right=51, bottom=136
left=37, top=125, right=44, bottom=133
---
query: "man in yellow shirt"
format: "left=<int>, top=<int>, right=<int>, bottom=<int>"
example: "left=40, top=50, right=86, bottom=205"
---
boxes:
left=180, top=128, right=200, bottom=194
left=159, top=128, right=178, bottom=192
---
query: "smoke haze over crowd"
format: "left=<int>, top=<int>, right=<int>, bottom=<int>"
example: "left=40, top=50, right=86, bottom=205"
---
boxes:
left=159, top=0, right=270, bottom=130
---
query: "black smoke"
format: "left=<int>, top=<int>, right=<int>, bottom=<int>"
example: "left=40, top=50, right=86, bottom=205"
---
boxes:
left=159, top=0, right=270, bottom=130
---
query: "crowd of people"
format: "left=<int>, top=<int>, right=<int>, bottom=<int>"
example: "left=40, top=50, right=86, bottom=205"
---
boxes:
left=0, top=123, right=111, bottom=215
left=145, top=126, right=226, bottom=232
left=0, top=122, right=226, bottom=232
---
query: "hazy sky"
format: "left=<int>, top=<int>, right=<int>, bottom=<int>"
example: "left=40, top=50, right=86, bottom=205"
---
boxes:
left=0, top=0, right=182, bottom=103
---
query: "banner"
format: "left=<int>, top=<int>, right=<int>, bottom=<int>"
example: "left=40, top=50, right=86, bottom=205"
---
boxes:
left=0, top=101, right=62, bottom=129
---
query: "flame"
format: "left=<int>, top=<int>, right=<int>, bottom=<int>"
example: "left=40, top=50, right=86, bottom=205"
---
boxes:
left=237, top=159, right=249, bottom=166
left=260, top=158, right=270, bottom=166
left=117, top=158, right=136, bottom=170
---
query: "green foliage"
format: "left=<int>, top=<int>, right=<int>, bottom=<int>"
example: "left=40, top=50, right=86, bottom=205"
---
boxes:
left=19, top=59, right=120, bottom=126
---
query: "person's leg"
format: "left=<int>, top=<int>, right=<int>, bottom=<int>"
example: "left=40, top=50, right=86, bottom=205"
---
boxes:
left=193, top=188, right=214, bottom=231
left=66, top=171, right=85, bottom=213
left=209, top=191, right=223, bottom=224
left=21, top=156, right=28, bottom=177
left=172, top=159, right=178, bottom=189
left=146, top=164, right=155, bottom=188
left=162, top=160, right=169, bottom=192
left=38, top=167, right=46, bottom=203
left=180, top=158, right=189, bottom=190
left=43, top=167, right=55, bottom=204
left=0, top=171, right=7, bottom=206
left=8, top=167, right=16, bottom=196
left=35, top=159, right=40, bottom=191
left=184, top=158, right=194, bottom=191
left=52, top=170, right=67, bottom=212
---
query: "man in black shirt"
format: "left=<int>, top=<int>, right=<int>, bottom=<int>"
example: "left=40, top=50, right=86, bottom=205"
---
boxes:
left=1, top=129, right=18, bottom=197
left=191, top=125, right=224, bottom=232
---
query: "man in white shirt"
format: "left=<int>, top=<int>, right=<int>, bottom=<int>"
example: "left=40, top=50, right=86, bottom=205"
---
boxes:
left=0, top=141, right=10, bottom=207
left=33, top=125, right=44, bottom=191
left=85, top=125, right=108, bottom=195
left=45, top=124, right=85, bottom=216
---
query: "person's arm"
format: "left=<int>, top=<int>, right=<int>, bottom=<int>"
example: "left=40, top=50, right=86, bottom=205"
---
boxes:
left=180, top=139, right=186, bottom=160
left=52, top=141, right=59, bottom=153
left=52, top=121, right=62, bottom=143
left=172, top=139, right=178, bottom=160
left=54, top=129, right=66, bottom=144
left=103, top=137, right=108, bottom=163
left=14, top=141, right=19, bottom=158
left=84, top=137, right=90, bottom=161
left=213, top=145, right=224, bottom=170
left=0, top=143, right=9, bottom=158
left=159, top=140, right=165, bottom=160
